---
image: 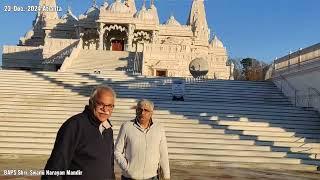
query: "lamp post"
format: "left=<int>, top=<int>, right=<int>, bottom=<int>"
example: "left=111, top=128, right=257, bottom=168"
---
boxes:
left=288, top=51, right=292, bottom=70
left=298, top=48, right=302, bottom=67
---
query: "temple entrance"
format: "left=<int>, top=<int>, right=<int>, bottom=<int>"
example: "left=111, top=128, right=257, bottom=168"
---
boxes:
left=104, top=28, right=127, bottom=51
left=156, top=70, right=167, bottom=77
left=111, top=40, right=124, bottom=51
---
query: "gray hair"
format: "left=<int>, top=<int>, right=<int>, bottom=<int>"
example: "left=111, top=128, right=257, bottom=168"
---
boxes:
left=89, top=85, right=116, bottom=108
left=137, top=99, right=154, bottom=111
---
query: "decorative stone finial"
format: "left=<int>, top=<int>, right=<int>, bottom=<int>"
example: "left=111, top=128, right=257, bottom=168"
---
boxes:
left=142, top=0, right=146, bottom=8
left=67, top=5, right=71, bottom=13
left=103, top=0, right=109, bottom=6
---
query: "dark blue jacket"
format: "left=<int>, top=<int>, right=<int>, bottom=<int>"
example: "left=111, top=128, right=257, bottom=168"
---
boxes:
left=42, top=106, right=115, bottom=180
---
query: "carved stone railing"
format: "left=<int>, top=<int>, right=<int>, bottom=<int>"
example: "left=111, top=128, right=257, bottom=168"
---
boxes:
left=184, top=77, right=208, bottom=84
left=43, top=40, right=80, bottom=65
left=3, top=46, right=42, bottom=54
left=2, top=45, right=43, bottom=66
left=59, top=39, right=83, bottom=72
left=272, top=43, right=320, bottom=75
left=43, top=39, right=78, bottom=59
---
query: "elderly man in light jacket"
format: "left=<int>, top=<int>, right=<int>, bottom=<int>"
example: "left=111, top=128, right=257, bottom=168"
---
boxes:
left=115, top=99, right=170, bottom=180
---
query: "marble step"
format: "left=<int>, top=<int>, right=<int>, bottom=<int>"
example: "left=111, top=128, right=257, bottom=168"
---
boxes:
left=0, top=103, right=314, bottom=119
left=0, top=72, right=277, bottom=85
left=0, top=90, right=287, bottom=100
left=1, top=102, right=314, bottom=116
left=1, top=109, right=319, bottom=123
left=2, top=115, right=320, bottom=129
left=1, top=123, right=320, bottom=144
left=0, top=82, right=282, bottom=92
left=0, top=98, right=303, bottom=111
left=0, top=81, right=280, bottom=92
left=1, top=126, right=320, bottom=144
left=1, top=135, right=318, bottom=154
left=0, top=141, right=317, bottom=161
left=0, top=130, right=318, bottom=149
left=0, top=108, right=318, bottom=121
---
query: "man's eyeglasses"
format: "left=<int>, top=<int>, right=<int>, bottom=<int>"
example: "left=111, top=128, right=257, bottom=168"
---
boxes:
left=96, top=101, right=114, bottom=110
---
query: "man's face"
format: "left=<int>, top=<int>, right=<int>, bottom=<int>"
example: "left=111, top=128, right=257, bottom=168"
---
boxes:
left=93, top=91, right=115, bottom=122
left=136, top=103, right=153, bottom=124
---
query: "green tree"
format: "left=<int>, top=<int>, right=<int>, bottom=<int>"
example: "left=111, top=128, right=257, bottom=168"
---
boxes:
left=228, top=58, right=244, bottom=80
left=240, top=58, right=269, bottom=81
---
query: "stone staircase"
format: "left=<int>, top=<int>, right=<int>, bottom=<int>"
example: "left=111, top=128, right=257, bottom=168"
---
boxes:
left=66, top=50, right=135, bottom=73
left=0, top=69, right=320, bottom=171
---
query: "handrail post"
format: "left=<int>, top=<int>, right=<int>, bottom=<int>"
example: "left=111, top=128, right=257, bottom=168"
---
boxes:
left=133, top=58, right=136, bottom=74
left=308, top=88, right=311, bottom=107
left=295, top=90, right=297, bottom=106
left=298, top=48, right=302, bottom=67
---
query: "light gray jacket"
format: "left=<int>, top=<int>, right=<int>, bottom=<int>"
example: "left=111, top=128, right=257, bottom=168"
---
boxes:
left=115, top=119, right=170, bottom=179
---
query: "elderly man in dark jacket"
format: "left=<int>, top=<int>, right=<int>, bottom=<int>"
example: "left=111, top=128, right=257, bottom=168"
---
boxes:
left=42, top=85, right=116, bottom=180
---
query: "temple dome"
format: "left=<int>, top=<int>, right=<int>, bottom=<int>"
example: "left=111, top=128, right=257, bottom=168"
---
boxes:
left=165, top=15, right=181, bottom=26
left=135, top=5, right=153, bottom=21
left=61, top=8, right=78, bottom=22
left=108, top=0, right=130, bottom=13
left=84, top=4, right=100, bottom=18
left=210, top=35, right=224, bottom=48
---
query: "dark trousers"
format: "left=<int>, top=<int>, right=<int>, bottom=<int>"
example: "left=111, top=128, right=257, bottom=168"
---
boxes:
left=121, top=175, right=158, bottom=180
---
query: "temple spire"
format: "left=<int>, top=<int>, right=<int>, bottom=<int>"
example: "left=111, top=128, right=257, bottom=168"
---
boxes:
left=137, top=0, right=145, bottom=11
left=187, top=0, right=210, bottom=42
left=125, top=0, right=137, bottom=14
left=103, top=0, right=109, bottom=7
left=93, top=0, right=98, bottom=7
left=37, top=0, right=59, bottom=20
left=142, top=0, right=146, bottom=8
left=149, top=0, right=159, bottom=24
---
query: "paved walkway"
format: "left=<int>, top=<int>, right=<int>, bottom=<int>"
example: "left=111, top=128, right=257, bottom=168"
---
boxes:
left=0, top=155, right=319, bottom=180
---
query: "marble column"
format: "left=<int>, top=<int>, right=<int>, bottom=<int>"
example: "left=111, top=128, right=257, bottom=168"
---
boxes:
left=99, top=23, right=104, bottom=50
left=126, top=24, right=135, bottom=51
left=76, top=27, right=83, bottom=39
left=44, top=30, right=51, bottom=38
left=151, top=30, right=159, bottom=44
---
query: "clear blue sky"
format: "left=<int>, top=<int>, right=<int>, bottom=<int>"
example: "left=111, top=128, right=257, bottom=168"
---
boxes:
left=1, top=0, right=320, bottom=66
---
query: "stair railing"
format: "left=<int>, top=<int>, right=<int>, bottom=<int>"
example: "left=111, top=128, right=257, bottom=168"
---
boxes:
left=278, top=75, right=298, bottom=106
left=277, top=75, right=320, bottom=112
left=43, top=40, right=79, bottom=65
left=308, top=87, right=320, bottom=112
left=59, top=38, right=83, bottom=72
left=133, top=51, right=142, bottom=75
